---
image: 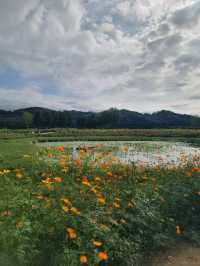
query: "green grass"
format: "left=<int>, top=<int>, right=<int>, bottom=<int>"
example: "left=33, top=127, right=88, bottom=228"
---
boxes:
left=0, top=139, right=38, bottom=168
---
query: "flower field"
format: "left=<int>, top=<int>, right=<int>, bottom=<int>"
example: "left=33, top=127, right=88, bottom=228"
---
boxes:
left=0, top=143, right=200, bottom=266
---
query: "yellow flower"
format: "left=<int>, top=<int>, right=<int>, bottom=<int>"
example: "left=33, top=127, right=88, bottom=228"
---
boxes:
left=80, top=255, right=88, bottom=264
left=93, top=240, right=102, bottom=247
left=67, top=228, right=77, bottom=239
left=98, top=251, right=108, bottom=261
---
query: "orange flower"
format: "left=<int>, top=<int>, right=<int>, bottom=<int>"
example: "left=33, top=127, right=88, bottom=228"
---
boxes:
left=70, top=207, right=81, bottom=216
left=62, top=206, right=69, bottom=213
left=75, top=159, right=82, bottom=166
left=57, top=146, right=65, bottom=152
left=107, top=171, right=113, bottom=177
left=98, top=251, right=108, bottom=261
left=82, top=176, right=91, bottom=187
left=196, top=192, right=200, bottom=196
left=67, top=228, right=77, bottom=239
left=54, top=176, right=62, bottom=183
left=186, top=172, right=192, bottom=177
left=80, top=255, right=88, bottom=264
left=93, top=240, right=102, bottom=247
left=192, top=167, right=200, bottom=173
left=176, top=225, right=182, bottom=235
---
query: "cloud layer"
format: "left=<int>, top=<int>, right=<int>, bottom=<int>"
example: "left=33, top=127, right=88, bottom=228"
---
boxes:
left=0, top=0, right=200, bottom=114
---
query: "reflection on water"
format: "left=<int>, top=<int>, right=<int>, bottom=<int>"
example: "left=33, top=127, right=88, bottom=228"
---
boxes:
left=39, top=141, right=200, bottom=167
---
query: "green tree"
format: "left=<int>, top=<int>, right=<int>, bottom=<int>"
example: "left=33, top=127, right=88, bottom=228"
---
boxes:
left=22, top=112, right=33, bottom=128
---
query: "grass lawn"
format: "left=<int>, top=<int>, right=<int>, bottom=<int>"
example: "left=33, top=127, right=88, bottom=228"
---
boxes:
left=0, top=139, right=38, bottom=168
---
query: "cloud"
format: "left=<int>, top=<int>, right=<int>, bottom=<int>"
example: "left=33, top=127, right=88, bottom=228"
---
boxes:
left=171, top=1, right=200, bottom=28
left=0, top=0, right=199, bottom=115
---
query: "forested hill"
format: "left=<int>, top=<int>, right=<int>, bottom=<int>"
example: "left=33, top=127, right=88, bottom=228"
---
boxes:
left=0, top=107, right=200, bottom=129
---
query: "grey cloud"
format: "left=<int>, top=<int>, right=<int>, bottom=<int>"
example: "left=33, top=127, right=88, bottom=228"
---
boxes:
left=174, top=54, right=200, bottom=72
left=171, top=1, right=200, bottom=28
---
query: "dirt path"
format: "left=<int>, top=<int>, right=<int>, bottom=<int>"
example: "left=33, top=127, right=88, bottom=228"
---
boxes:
left=152, top=244, right=200, bottom=266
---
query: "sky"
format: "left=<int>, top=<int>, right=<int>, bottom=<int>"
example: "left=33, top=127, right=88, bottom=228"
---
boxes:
left=0, top=0, right=200, bottom=115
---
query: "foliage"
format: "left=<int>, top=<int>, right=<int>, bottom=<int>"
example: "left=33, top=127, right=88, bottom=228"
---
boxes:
left=0, top=107, right=200, bottom=129
left=22, top=112, right=33, bottom=128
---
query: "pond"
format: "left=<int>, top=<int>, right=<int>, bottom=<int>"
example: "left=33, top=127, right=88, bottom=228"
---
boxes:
left=38, top=141, right=200, bottom=167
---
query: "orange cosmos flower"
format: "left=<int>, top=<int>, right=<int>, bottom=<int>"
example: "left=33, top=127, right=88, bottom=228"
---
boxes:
left=80, top=255, right=88, bottom=264
left=98, top=251, right=108, bottom=261
left=107, top=171, right=113, bottom=177
left=67, top=228, right=77, bottom=239
left=62, top=206, right=69, bottom=213
left=196, top=192, right=200, bottom=196
left=75, top=159, right=82, bottom=166
left=54, top=176, right=62, bottom=183
left=57, top=146, right=65, bottom=152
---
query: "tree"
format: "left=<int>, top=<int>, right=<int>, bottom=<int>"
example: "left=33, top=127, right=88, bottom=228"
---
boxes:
left=22, top=112, right=33, bottom=128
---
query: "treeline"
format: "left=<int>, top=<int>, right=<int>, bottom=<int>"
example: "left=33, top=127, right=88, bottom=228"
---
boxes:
left=0, top=107, right=200, bottom=129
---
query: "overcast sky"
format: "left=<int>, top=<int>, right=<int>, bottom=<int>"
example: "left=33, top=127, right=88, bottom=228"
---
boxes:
left=0, top=0, right=200, bottom=114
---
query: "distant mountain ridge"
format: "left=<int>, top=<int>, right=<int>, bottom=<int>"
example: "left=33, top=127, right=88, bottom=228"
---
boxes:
left=0, top=107, right=200, bottom=129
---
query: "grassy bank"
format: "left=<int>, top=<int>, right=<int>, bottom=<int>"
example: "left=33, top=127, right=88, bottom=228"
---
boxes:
left=0, top=144, right=200, bottom=266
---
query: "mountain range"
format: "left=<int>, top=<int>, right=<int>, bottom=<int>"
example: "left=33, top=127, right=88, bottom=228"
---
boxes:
left=0, top=107, right=199, bottom=129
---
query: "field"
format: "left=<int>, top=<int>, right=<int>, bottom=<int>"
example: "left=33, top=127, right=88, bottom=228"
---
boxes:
left=0, top=129, right=200, bottom=266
